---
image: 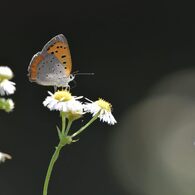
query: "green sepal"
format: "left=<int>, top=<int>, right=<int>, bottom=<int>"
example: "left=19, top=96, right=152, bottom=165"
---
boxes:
left=72, top=138, right=79, bottom=143
left=60, top=136, right=72, bottom=146
left=56, top=126, right=62, bottom=139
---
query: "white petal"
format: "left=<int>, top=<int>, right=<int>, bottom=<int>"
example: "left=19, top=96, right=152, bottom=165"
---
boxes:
left=84, top=101, right=117, bottom=125
left=84, top=102, right=101, bottom=115
left=0, top=152, right=12, bottom=163
left=0, top=66, right=13, bottom=78
left=0, top=80, right=16, bottom=95
left=43, top=94, right=84, bottom=115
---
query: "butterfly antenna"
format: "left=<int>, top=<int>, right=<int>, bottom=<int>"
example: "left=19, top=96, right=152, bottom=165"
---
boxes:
left=72, top=71, right=94, bottom=76
left=76, top=73, right=94, bottom=76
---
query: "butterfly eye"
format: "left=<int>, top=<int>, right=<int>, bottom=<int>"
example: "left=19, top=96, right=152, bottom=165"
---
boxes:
left=70, top=74, right=74, bottom=79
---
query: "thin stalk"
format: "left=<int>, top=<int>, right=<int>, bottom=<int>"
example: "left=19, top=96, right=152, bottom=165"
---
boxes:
left=43, top=142, right=64, bottom=195
left=71, top=112, right=99, bottom=138
left=43, top=113, right=70, bottom=195
left=65, top=120, right=73, bottom=136
left=61, top=112, right=66, bottom=135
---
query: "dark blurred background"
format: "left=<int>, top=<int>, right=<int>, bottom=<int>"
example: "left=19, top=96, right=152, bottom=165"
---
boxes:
left=1, top=1, right=195, bottom=195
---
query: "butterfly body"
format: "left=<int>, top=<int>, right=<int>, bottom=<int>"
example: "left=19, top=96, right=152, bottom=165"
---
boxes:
left=28, top=34, right=74, bottom=87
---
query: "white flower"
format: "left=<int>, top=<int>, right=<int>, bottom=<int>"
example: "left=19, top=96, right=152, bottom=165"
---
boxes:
left=0, top=66, right=15, bottom=96
left=0, top=66, right=13, bottom=80
left=43, top=90, right=84, bottom=120
left=0, top=152, right=12, bottom=163
left=0, top=80, right=16, bottom=95
left=84, top=98, right=117, bottom=125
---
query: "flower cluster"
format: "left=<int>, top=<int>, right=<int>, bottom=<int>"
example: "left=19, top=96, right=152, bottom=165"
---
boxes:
left=42, top=83, right=116, bottom=195
left=0, top=66, right=16, bottom=112
left=43, top=90, right=117, bottom=125
left=42, top=89, right=117, bottom=195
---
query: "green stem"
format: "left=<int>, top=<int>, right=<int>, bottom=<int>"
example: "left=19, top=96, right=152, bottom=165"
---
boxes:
left=43, top=112, right=99, bottom=195
left=71, top=112, right=99, bottom=138
left=65, top=119, right=73, bottom=136
left=43, top=142, right=64, bottom=195
left=61, top=112, right=66, bottom=135
left=43, top=112, right=70, bottom=195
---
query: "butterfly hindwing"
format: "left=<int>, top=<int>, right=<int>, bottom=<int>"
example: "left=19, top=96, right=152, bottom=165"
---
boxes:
left=35, top=54, right=68, bottom=86
left=28, top=52, right=44, bottom=82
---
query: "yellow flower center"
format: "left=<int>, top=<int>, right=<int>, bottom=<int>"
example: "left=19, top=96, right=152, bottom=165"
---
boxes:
left=53, top=90, right=72, bottom=101
left=96, top=98, right=112, bottom=112
left=0, top=76, right=11, bottom=82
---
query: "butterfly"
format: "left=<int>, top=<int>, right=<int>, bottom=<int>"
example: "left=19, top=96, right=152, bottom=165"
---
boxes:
left=28, top=34, right=74, bottom=88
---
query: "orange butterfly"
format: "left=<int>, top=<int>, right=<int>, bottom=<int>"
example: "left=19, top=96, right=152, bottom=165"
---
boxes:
left=28, top=34, right=74, bottom=88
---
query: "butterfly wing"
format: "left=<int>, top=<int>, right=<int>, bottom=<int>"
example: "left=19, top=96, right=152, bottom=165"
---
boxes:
left=42, top=34, right=72, bottom=76
left=42, top=34, right=67, bottom=53
left=28, top=34, right=72, bottom=87
left=28, top=52, right=44, bottom=82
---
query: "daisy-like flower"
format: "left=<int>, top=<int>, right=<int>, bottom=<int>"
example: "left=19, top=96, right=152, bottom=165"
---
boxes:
left=0, top=66, right=16, bottom=96
left=43, top=90, right=84, bottom=120
left=84, top=98, right=117, bottom=125
left=0, top=152, right=12, bottom=163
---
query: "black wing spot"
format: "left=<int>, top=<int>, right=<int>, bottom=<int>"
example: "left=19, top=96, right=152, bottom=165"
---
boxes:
left=60, top=46, right=63, bottom=48
left=57, top=46, right=59, bottom=48
left=65, top=67, right=67, bottom=69
left=63, top=62, right=66, bottom=64
left=64, top=47, right=66, bottom=49
left=51, top=52, right=54, bottom=54
left=61, top=55, right=66, bottom=58
left=55, top=50, right=58, bottom=53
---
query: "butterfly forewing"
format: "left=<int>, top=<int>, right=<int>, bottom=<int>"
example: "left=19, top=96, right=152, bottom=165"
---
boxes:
left=46, top=41, right=72, bottom=76
left=41, top=34, right=72, bottom=76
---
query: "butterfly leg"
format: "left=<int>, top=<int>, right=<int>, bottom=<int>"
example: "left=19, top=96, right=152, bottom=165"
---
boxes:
left=54, top=86, right=57, bottom=92
left=66, top=85, right=70, bottom=91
